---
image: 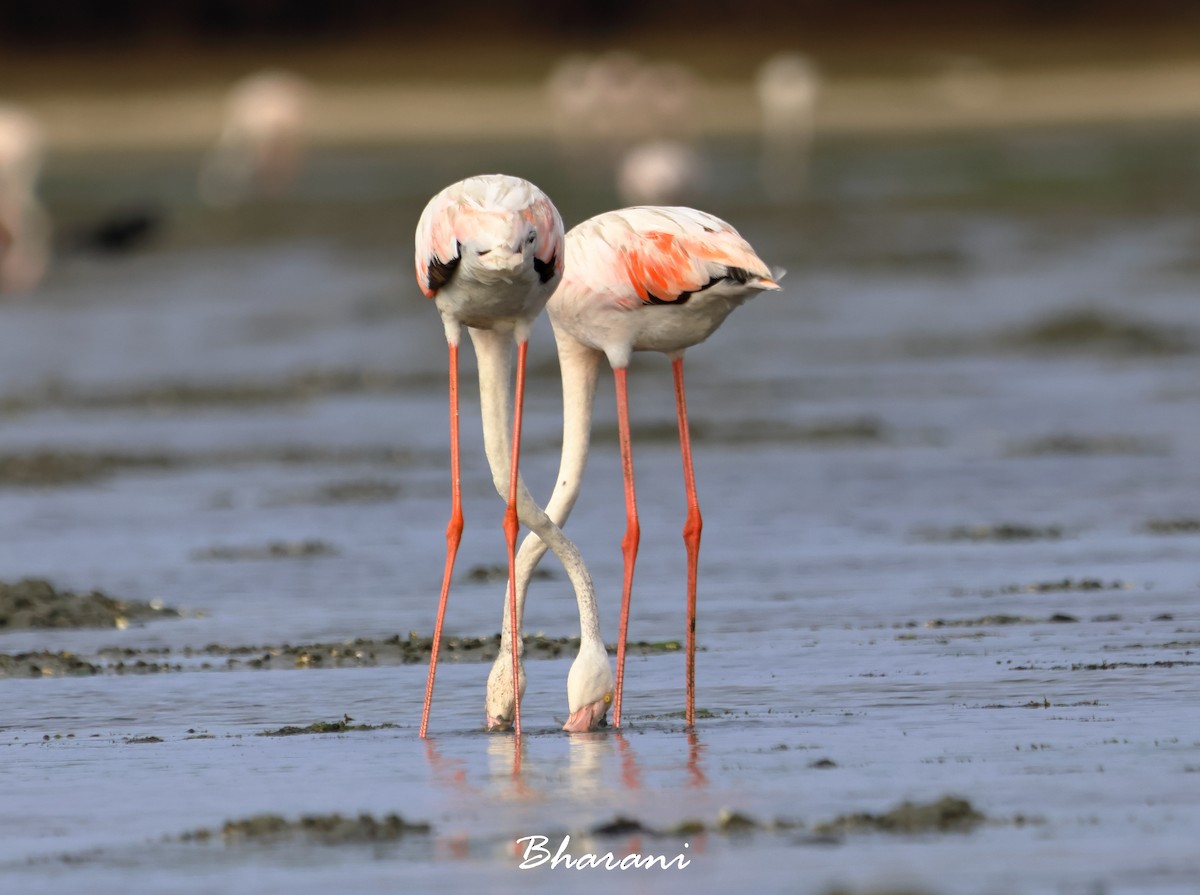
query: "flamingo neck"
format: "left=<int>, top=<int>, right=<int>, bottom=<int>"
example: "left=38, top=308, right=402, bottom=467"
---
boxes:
left=470, top=327, right=603, bottom=647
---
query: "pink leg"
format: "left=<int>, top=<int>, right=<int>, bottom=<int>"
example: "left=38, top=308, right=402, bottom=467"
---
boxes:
left=420, top=342, right=464, bottom=739
left=504, top=340, right=529, bottom=739
left=672, top=356, right=703, bottom=729
left=612, top=366, right=639, bottom=728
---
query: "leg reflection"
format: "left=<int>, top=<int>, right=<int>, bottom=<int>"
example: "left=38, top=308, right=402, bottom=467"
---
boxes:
left=613, top=731, right=643, bottom=791
left=487, top=733, right=533, bottom=798
left=687, top=728, right=708, bottom=789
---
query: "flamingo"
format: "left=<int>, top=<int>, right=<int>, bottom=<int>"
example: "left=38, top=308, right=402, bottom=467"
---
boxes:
left=616, top=139, right=706, bottom=206
left=756, top=52, right=821, bottom=202
left=198, top=70, right=310, bottom=207
left=0, top=103, right=50, bottom=295
left=414, top=174, right=614, bottom=739
left=486, top=206, right=780, bottom=729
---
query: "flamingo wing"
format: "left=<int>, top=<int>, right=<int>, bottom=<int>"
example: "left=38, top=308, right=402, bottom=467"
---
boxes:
left=524, top=192, right=565, bottom=285
left=414, top=188, right=463, bottom=298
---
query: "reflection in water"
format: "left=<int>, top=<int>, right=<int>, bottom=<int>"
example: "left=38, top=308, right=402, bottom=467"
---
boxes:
left=687, top=728, right=708, bottom=789
left=424, top=738, right=471, bottom=793
left=486, top=734, right=535, bottom=799
left=566, top=730, right=613, bottom=799
left=613, top=731, right=643, bottom=791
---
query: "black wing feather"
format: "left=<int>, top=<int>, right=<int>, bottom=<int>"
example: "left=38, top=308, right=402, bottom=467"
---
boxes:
left=534, top=253, right=557, bottom=284
left=426, top=241, right=462, bottom=293
left=646, top=266, right=753, bottom=305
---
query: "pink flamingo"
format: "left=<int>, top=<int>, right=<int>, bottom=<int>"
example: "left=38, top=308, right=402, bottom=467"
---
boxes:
left=0, top=103, right=50, bottom=295
left=199, top=70, right=310, bottom=206
left=486, top=206, right=780, bottom=729
left=414, top=174, right=613, bottom=739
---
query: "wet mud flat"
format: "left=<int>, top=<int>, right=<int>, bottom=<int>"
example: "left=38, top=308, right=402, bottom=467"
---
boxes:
left=0, top=630, right=683, bottom=678
left=3, top=125, right=1200, bottom=895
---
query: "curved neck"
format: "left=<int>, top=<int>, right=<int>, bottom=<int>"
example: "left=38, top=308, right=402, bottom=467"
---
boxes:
left=545, top=324, right=604, bottom=528
left=470, top=326, right=603, bottom=646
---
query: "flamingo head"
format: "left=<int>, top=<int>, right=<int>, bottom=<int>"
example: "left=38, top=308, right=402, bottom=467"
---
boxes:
left=563, top=640, right=614, bottom=732
left=460, top=211, right=538, bottom=282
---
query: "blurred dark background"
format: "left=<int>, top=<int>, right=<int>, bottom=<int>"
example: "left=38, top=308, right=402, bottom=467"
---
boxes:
left=1, top=1, right=1198, bottom=49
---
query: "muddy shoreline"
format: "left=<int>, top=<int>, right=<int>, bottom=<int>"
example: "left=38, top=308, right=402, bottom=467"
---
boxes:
left=0, top=632, right=685, bottom=679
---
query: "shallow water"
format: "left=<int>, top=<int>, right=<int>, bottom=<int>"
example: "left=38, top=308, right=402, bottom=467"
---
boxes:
left=2, top=129, right=1200, bottom=894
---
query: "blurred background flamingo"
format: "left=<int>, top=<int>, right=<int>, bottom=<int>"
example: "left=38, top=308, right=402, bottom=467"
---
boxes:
left=0, top=103, right=50, bottom=295
left=198, top=69, right=311, bottom=207
left=756, top=52, right=822, bottom=202
left=546, top=51, right=708, bottom=205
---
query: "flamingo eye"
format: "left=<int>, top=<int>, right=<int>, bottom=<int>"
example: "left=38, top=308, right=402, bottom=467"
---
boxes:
left=526, top=231, right=536, bottom=244
left=477, top=249, right=491, bottom=256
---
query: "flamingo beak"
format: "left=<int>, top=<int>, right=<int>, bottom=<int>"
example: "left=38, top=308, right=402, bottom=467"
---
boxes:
left=562, top=694, right=612, bottom=733
left=478, top=249, right=524, bottom=275
left=486, top=714, right=513, bottom=732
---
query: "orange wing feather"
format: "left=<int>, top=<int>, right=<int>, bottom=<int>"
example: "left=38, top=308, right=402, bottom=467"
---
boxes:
left=618, top=218, right=773, bottom=305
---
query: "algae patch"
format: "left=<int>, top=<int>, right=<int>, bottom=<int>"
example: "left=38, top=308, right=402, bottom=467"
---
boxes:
left=257, top=716, right=396, bottom=737
left=1143, top=518, right=1200, bottom=535
left=181, top=812, right=431, bottom=845
left=1000, top=309, right=1192, bottom=356
left=191, top=540, right=339, bottom=561
left=0, top=450, right=177, bottom=487
left=916, top=523, right=1063, bottom=543
left=813, top=796, right=985, bottom=836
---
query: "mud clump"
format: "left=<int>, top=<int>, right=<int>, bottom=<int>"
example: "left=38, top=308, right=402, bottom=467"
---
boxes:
left=0, top=445, right=423, bottom=491
left=926, top=613, right=1077, bottom=628
left=591, top=817, right=650, bottom=836
left=0, top=369, right=424, bottom=414
left=266, top=479, right=402, bottom=507
left=1001, top=310, right=1192, bottom=356
left=589, top=417, right=888, bottom=448
left=0, top=578, right=181, bottom=631
left=821, top=888, right=940, bottom=895
left=191, top=540, right=339, bottom=561
left=917, top=523, right=1063, bottom=543
left=5, top=633, right=684, bottom=679
left=813, top=796, right=984, bottom=836
left=258, top=716, right=395, bottom=737
left=1143, top=518, right=1200, bottom=535
left=0, top=650, right=102, bottom=677
left=996, top=578, right=1132, bottom=595
left=1006, top=434, right=1169, bottom=457
left=466, top=564, right=555, bottom=584
left=717, top=417, right=888, bottom=446
left=0, top=450, right=176, bottom=487
left=182, top=812, right=431, bottom=845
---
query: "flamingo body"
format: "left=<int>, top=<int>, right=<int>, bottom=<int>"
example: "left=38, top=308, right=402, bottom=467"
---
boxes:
left=552, top=206, right=780, bottom=366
